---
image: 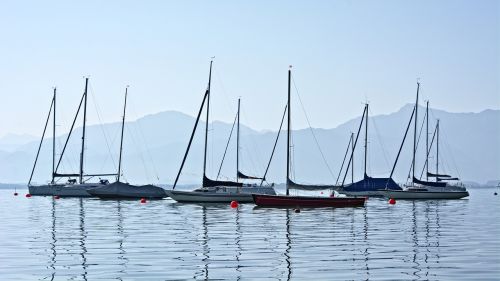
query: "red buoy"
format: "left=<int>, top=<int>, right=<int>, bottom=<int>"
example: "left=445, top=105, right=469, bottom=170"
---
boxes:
left=388, top=198, right=396, bottom=205
left=25, top=194, right=32, bottom=198
left=14, top=192, right=18, bottom=196
left=230, top=201, right=239, bottom=208
left=140, top=198, right=147, bottom=204
left=54, top=195, right=60, bottom=200
left=320, top=191, right=323, bottom=194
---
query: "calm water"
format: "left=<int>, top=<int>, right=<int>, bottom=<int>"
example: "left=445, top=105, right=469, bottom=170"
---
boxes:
left=0, top=188, right=499, bottom=280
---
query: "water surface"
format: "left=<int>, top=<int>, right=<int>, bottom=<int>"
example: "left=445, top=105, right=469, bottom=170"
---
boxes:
left=0, top=188, right=498, bottom=280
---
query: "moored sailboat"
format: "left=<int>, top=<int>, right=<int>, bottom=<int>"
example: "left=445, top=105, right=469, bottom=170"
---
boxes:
left=166, top=61, right=276, bottom=203
left=381, top=83, right=469, bottom=199
left=87, top=87, right=167, bottom=199
left=252, top=67, right=366, bottom=208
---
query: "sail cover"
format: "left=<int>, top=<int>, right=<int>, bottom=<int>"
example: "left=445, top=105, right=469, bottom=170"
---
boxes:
left=427, top=172, right=451, bottom=178
left=413, top=177, right=447, bottom=187
left=237, top=171, right=264, bottom=180
left=437, top=177, right=459, bottom=181
left=203, top=175, right=243, bottom=187
left=287, top=178, right=337, bottom=191
left=342, top=175, right=402, bottom=192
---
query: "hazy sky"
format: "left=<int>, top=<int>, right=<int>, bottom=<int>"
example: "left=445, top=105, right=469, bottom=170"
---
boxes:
left=0, top=0, right=498, bottom=138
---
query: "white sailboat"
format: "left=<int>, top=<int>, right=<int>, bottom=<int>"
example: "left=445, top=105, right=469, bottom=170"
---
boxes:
left=381, top=83, right=469, bottom=199
left=29, top=78, right=118, bottom=197
left=166, top=61, right=276, bottom=203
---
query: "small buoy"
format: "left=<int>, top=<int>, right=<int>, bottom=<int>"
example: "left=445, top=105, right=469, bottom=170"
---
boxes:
left=388, top=198, right=396, bottom=205
left=494, top=192, right=498, bottom=196
left=14, top=192, right=18, bottom=196
left=294, top=208, right=301, bottom=213
left=25, top=194, right=32, bottom=198
left=230, top=201, right=239, bottom=208
left=54, top=195, right=60, bottom=199
left=320, top=191, right=323, bottom=194
left=140, top=198, right=147, bottom=204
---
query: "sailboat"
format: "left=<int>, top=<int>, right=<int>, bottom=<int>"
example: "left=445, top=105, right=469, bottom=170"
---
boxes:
left=381, top=83, right=469, bottom=199
left=252, top=68, right=366, bottom=208
left=30, top=78, right=118, bottom=197
left=337, top=104, right=402, bottom=197
left=166, top=61, right=277, bottom=203
left=87, top=88, right=167, bottom=199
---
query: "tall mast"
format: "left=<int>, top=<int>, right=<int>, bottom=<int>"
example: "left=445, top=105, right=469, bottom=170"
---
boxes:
left=52, top=88, right=56, bottom=184
left=117, top=87, right=128, bottom=182
left=436, top=120, right=439, bottom=182
left=203, top=61, right=213, bottom=178
left=426, top=100, right=429, bottom=181
left=351, top=132, right=354, bottom=184
left=79, top=78, right=89, bottom=184
left=236, top=98, right=240, bottom=183
left=286, top=68, right=291, bottom=196
left=412, top=82, right=420, bottom=183
left=364, top=103, right=368, bottom=178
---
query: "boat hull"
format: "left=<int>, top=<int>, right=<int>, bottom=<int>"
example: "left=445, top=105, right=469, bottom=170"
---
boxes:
left=166, top=190, right=255, bottom=203
left=29, top=183, right=107, bottom=197
left=381, top=190, right=469, bottom=199
left=252, top=194, right=366, bottom=208
left=338, top=190, right=387, bottom=197
left=87, top=182, right=167, bottom=199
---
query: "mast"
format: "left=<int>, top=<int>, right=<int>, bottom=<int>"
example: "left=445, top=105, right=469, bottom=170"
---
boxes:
left=426, top=100, right=429, bottom=181
left=412, top=82, right=420, bottom=183
left=51, top=88, right=56, bottom=184
left=203, top=61, right=213, bottom=179
left=79, top=78, right=89, bottom=184
left=436, top=119, right=439, bottom=182
left=286, top=68, right=291, bottom=196
left=364, top=103, right=368, bottom=178
left=351, top=132, right=354, bottom=184
left=117, top=87, right=128, bottom=182
left=236, top=98, right=240, bottom=183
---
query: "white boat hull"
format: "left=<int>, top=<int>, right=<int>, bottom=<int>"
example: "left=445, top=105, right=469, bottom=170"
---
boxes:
left=166, top=185, right=276, bottom=203
left=30, top=183, right=107, bottom=197
left=381, top=190, right=469, bottom=199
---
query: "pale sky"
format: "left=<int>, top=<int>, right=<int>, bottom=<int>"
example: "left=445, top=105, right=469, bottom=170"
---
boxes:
left=0, top=0, right=498, bottom=138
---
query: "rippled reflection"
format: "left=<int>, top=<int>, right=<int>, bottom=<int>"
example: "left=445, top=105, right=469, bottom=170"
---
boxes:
left=1, top=189, right=498, bottom=280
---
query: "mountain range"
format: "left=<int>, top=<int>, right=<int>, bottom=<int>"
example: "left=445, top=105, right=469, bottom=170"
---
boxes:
left=1, top=104, right=498, bottom=185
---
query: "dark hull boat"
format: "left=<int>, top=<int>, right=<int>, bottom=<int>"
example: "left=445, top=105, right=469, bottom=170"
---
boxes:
left=252, top=194, right=366, bottom=208
left=87, top=181, right=167, bottom=199
left=251, top=67, right=366, bottom=208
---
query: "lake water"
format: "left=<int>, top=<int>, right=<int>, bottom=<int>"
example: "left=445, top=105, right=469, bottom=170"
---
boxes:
left=0, top=187, right=498, bottom=280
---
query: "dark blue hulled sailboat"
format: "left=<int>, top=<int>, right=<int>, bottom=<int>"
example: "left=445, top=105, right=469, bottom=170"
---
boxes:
left=338, top=104, right=402, bottom=197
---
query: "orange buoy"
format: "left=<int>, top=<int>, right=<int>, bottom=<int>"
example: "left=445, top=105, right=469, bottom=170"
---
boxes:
left=54, top=195, right=60, bottom=199
left=25, top=194, right=32, bottom=198
left=230, top=201, right=239, bottom=208
left=14, top=192, right=18, bottom=196
left=140, top=198, right=147, bottom=204
left=388, top=198, right=396, bottom=205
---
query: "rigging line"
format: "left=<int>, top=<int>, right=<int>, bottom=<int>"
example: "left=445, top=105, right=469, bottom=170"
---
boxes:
left=216, top=110, right=238, bottom=180
left=28, top=97, right=54, bottom=186
left=290, top=76, right=336, bottom=182
left=441, top=127, right=462, bottom=179
left=240, top=107, right=265, bottom=174
left=342, top=106, right=367, bottom=186
left=88, top=83, right=118, bottom=173
left=390, top=105, right=415, bottom=179
left=335, top=135, right=353, bottom=185
left=406, top=107, right=428, bottom=180
left=261, top=104, right=287, bottom=186
left=368, top=107, right=391, bottom=170
left=132, top=107, right=160, bottom=181
left=127, top=122, right=151, bottom=182
left=419, top=124, right=437, bottom=179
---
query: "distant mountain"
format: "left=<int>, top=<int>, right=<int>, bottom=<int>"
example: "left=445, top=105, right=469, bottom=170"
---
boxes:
left=0, top=105, right=498, bottom=186
left=0, top=133, right=38, bottom=152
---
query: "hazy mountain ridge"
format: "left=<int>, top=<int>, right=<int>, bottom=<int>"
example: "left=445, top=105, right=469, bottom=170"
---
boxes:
left=0, top=105, right=498, bottom=185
